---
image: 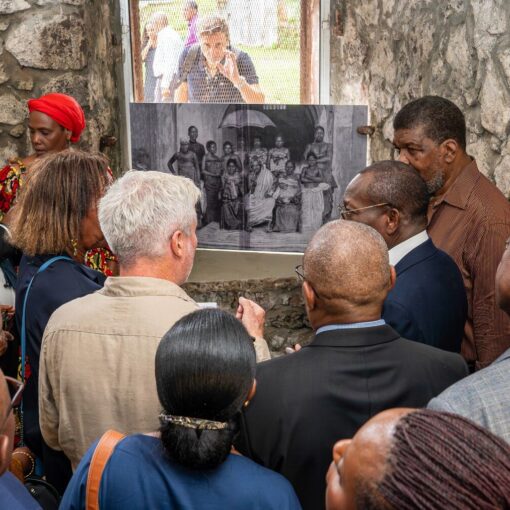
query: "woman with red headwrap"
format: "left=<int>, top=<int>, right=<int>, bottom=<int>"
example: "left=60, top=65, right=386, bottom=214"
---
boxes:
left=0, top=93, right=85, bottom=222
left=0, top=93, right=115, bottom=276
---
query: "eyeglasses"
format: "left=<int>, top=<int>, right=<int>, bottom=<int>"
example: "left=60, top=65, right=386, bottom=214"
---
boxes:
left=0, top=376, right=24, bottom=432
left=295, top=264, right=327, bottom=300
left=339, top=203, right=390, bottom=220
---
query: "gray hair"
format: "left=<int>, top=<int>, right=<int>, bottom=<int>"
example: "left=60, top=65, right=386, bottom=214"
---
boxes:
left=99, top=171, right=201, bottom=267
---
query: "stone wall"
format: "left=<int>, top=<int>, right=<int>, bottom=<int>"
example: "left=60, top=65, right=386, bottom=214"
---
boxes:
left=0, top=0, right=122, bottom=169
left=7, top=1, right=509, bottom=355
left=183, top=278, right=313, bottom=354
left=330, top=0, right=510, bottom=196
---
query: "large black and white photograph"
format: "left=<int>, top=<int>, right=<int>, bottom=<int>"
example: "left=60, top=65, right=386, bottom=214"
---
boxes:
left=130, top=103, right=368, bottom=252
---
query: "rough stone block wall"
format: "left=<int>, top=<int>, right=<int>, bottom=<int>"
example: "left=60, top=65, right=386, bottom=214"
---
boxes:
left=0, top=0, right=122, bottom=169
left=10, top=2, right=508, bottom=354
left=183, top=278, right=313, bottom=354
left=330, top=0, right=510, bottom=196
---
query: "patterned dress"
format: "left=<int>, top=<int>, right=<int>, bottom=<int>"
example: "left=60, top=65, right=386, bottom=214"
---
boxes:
left=202, top=153, right=223, bottom=224
left=0, top=158, right=116, bottom=276
left=249, top=148, right=268, bottom=168
left=267, top=147, right=290, bottom=177
left=273, top=176, right=300, bottom=233
left=0, top=159, right=25, bottom=223
left=221, top=172, right=244, bottom=230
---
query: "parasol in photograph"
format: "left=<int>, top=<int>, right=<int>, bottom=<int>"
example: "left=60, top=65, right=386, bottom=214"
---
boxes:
left=219, top=109, right=276, bottom=129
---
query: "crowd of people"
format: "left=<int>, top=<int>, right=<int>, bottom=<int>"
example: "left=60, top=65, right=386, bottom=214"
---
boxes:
left=0, top=88, right=510, bottom=509
left=168, top=126, right=336, bottom=234
left=142, top=9, right=264, bottom=104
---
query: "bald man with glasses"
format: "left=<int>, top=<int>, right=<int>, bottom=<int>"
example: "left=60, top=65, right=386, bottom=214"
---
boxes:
left=342, top=160, right=467, bottom=353
left=236, top=220, right=467, bottom=510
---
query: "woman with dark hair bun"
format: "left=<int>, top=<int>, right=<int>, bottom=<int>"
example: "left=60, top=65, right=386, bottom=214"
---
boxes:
left=61, top=309, right=301, bottom=509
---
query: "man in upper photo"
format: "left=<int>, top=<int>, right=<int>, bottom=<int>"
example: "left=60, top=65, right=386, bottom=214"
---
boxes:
left=393, top=96, right=510, bottom=371
left=173, top=14, right=264, bottom=103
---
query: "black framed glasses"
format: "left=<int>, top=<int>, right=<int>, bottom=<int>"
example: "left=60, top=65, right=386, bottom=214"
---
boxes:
left=0, top=376, right=24, bottom=432
left=339, top=202, right=390, bottom=220
left=295, top=264, right=326, bottom=300
left=295, top=264, right=305, bottom=281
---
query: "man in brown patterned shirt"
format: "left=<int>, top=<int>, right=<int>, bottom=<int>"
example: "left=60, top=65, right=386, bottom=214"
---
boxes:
left=392, top=96, right=510, bottom=370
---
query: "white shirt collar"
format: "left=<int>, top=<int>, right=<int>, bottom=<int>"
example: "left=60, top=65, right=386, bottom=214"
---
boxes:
left=389, top=230, right=429, bottom=266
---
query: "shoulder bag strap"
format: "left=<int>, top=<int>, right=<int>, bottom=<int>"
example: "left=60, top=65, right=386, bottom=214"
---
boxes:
left=85, top=430, right=126, bottom=510
left=179, top=43, right=200, bottom=84
left=19, top=255, right=72, bottom=445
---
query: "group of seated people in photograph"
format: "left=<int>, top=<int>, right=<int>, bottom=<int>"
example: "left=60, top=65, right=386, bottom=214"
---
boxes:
left=1, top=92, right=510, bottom=510
left=168, top=127, right=336, bottom=235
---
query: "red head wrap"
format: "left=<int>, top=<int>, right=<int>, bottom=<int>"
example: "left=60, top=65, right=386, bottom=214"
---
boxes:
left=27, top=93, right=86, bottom=143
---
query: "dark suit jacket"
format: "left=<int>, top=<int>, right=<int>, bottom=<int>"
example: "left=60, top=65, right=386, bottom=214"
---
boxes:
left=237, top=325, right=468, bottom=510
left=383, top=238, right=467, bottom=352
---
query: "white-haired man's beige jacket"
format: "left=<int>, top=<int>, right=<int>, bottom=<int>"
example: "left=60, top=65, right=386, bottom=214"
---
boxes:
left=39, top=276, right=270, bottom=470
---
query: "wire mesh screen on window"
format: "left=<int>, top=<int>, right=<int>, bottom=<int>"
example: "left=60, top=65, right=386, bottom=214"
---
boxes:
left=137, top=0, right=301, bottom=104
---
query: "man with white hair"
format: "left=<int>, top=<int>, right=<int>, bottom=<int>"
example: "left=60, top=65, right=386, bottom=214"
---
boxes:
left=38, top=171, right=269, bottom=470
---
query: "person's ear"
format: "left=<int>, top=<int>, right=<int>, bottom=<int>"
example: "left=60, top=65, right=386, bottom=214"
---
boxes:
left=0, top=434, right=10, bottom=476
left=442, top=139, right=458, bottom=164
left=169, top=230, right=185, bottom=259
left=389, top=265, right=396, bottom=291
left=385, top=208, right=400, bottom=236
left=302, top=281, right=316, bottom=311
left=65, top=129, right=72, bottom=142
left=332, top=439, right=351, bottom=464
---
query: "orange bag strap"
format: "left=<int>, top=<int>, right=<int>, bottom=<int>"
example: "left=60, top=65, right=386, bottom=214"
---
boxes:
left=85, top=430, right=126, bottom=510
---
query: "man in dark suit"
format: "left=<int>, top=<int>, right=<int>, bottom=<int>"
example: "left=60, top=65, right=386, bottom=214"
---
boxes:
left=237, top=220, right=468, bottom=510
left=342, top=160, right=467, bottom=352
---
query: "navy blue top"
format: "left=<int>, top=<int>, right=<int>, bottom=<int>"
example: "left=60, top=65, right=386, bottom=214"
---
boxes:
left=382, top=239, right=467, bottom=352
left=0, top=471, right=41, bottom=510
left=15, top=254, right=105, bottom=454
left=178, top=44, right=259, bottom=103
left=61, top=435, right=301, bottom=510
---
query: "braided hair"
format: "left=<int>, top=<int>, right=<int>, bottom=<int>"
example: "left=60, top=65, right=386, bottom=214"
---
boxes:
left=377, top=409, right=510, bottom=509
